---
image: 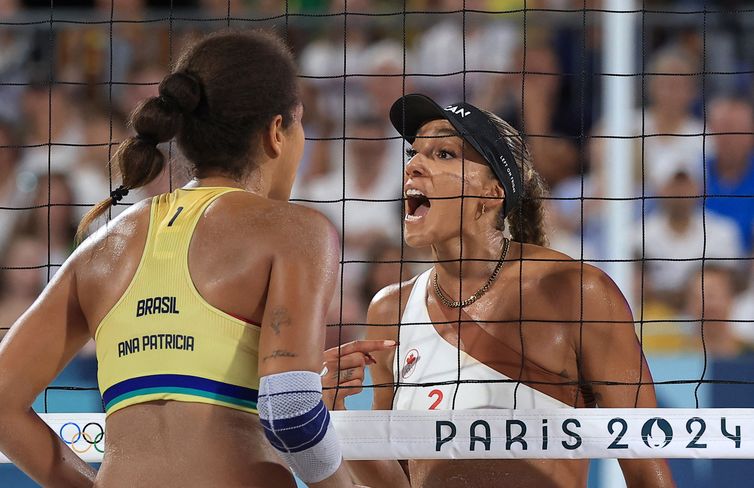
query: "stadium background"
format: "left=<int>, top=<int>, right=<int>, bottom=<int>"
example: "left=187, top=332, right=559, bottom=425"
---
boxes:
left=1, top=0, right=754, bottom=486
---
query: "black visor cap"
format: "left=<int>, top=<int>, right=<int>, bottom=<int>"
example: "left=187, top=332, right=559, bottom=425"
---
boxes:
left=389, top=93, right=523, bottom=217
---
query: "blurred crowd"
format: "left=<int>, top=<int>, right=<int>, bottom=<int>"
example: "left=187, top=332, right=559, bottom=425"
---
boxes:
left=0, top=0, right=753, bottom=359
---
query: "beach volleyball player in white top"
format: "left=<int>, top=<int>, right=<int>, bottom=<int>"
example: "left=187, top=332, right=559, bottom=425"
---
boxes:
left=322, top=94, right=675, bottom=488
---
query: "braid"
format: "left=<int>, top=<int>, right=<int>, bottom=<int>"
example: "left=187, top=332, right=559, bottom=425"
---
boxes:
left=75, top=72, right=197, bottom=243
left=75, top=30, right=299, bottom=243
left=481, top=109, right=549, bottom=247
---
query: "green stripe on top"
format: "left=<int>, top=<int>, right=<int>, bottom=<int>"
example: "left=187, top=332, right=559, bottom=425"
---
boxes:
left=102, top=374, right=259, bottom=409
left=105, top=387, right=258, bottom=412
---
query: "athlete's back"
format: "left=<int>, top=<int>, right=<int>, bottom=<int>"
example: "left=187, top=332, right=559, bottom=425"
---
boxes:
left=0, top=30, right=356, bottom=488
left=75, top=185, right=330, bottom=487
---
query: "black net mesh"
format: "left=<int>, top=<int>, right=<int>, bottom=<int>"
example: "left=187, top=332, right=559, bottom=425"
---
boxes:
left=1, top=0, right=754, bottom=484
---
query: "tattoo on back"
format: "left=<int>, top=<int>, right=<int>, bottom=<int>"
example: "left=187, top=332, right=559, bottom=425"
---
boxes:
left=263, top=349, right=298, bottom=361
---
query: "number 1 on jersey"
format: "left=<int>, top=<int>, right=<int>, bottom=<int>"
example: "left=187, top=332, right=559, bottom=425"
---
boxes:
left=168, top=206, right=184, bottom=227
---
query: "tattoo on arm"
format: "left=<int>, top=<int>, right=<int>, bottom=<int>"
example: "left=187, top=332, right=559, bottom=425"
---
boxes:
left=270, top=307, right=291, bottom=336
left=262, top=349, right=298, bottom=361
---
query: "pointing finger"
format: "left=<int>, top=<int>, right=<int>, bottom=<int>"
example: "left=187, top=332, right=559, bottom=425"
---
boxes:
left=327, top=340, right=397, bottom=358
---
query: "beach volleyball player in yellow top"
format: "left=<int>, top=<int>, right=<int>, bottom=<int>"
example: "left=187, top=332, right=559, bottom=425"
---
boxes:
left=0, top=31, right=357, bottom=488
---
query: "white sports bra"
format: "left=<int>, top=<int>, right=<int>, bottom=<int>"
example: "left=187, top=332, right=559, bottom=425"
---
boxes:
left=392, top=269, right=571, bottom=411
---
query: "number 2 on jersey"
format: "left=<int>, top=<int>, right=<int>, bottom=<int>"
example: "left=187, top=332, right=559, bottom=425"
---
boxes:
left=428, top=389, right=443, bottom=410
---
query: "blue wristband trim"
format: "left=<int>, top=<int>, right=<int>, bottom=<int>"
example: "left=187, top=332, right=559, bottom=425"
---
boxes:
left=259, top=399, right=331, bottom=453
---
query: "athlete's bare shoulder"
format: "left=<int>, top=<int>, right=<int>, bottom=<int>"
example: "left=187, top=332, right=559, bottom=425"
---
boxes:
left=365, top=274, right=423, bottom=378
left=511, top=244, right=625, bottom=319
left=516, top=243, right=630, bottom=321
left=367, top=273, right=424, bottom=328
left=205, top=191, right=339, bottom=260
left=266, top=201, right=341, bottom=265
left=73, top=198, right=153, bottom=272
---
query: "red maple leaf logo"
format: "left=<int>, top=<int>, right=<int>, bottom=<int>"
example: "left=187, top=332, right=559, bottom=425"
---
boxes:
left=407, top=353, right=416, bottom=364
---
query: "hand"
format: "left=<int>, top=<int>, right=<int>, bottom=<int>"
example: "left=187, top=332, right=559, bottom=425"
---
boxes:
left=321, top=340, right=396, bottom=410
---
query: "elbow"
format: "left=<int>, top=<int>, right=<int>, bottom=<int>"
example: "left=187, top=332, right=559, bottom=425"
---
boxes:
left=0, top=402, right=20, bottom=422
left=0, top=384, right=29, bottom=419
left=0, top=388, right=11, bottom=419
left=0, top=397, right=22, bottom=444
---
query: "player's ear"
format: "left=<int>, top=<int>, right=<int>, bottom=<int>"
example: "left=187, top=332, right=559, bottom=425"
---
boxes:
left=261, top=114, right=284, bottom=159
left=483, top=178, right=505, bottom=210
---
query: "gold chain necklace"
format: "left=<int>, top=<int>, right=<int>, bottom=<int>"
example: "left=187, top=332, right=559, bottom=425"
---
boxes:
left=433, top=238, right=511, bottom=308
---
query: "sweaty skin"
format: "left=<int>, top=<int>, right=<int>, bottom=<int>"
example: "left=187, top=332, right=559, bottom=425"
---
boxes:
left=0, top=94, right=361, bottom=487
left=0, top=185, right=342, bottom=488
left=364, top=249, right=674, bottom=488
left=325, top=119, right=675, bottom=488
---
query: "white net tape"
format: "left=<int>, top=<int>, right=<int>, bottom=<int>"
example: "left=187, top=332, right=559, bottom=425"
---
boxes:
left=2, top=409, right=752, bottom=464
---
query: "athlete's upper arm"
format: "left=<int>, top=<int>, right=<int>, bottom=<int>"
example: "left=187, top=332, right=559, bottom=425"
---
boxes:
left=258, top=207, right=340, bottom=377
left=577, top=267, right=657, bottom=408
left=575, top=269, right=675, bottom=486
left=0, top=260, right=91, bottom=412
left=365, top=284, right=404, bottom=410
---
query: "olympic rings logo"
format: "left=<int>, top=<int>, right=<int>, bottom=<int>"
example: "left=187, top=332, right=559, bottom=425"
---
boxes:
left=58, top=422, right=105, bottom=454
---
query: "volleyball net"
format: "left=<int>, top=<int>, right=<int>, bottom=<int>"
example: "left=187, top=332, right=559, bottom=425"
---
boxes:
left=0, top=408, right=751, bottom=464
left=1, top=0, right=754, bottom=482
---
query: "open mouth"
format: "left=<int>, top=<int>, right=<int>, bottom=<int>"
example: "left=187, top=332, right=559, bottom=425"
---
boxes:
left=405, top=188, right=431, bottom=222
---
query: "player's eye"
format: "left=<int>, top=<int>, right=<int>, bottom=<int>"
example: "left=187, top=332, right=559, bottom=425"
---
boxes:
left=437, top=149, right=455, bottom=160
left=405, top=148, right=418, bottom=159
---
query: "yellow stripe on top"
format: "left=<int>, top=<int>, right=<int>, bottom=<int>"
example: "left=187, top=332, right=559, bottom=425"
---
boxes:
left=96, top=187, right=261, bottom=417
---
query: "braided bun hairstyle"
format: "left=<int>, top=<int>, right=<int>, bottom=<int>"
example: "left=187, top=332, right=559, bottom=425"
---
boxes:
left=77, top=30, right=299, bottom=241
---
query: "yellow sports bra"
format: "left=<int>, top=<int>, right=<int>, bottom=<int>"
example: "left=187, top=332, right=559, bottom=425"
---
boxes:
left=96, top=187, right=261, bottom=417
